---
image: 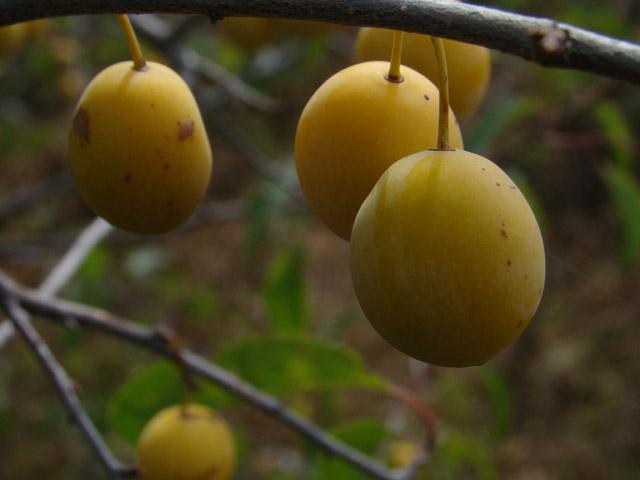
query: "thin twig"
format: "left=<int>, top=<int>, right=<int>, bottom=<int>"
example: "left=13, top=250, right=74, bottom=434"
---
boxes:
left=131, top=15, right=280, bottom=112
left=0, top=218, right=112, bottom=350
left=0, top=270, right=419, bottom=480
left=0, top=295, right=137, bottom=479
left=1, top=0, right=640, bottom=84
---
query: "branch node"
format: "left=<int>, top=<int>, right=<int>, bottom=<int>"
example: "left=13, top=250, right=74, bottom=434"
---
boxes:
left=530, top=23, right=572, bottom=62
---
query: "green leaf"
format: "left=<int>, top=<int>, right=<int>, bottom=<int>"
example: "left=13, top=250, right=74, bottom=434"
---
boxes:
left=107, top=361, right=227, bottom=444
left=601, top=165, right=640, bottom=267
left=154, top=274, right=223, bottom=324
left=216, top=335, right=382, bottom=396
left=107, top=362, right=183, bottom=444
left=426, top=431, right=498, bottom=480
left=243, top=181, right=288, bottom=255
left=313, top=419, right=389, bottom=480
left=594, top=101, right=634, bottom=169
left=262, top=247, right=309, bottom=333
left=66, top=247, right=112, bottom=307
left=465, top=96, right=538, bottom=156
left=476, top=366, right=512, bottom=442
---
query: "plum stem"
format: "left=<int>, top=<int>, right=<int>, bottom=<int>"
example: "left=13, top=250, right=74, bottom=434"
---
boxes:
left=117, top=14, right=147, bottom=71
left=386, top=30, right=405, bottom=83
left=431, top=36, right=450, bottom=150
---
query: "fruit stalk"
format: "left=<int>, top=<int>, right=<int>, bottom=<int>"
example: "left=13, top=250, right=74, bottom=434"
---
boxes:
left=386, top=31, right=405, bottom=82
left=117, top=14, right=146, bottom=71
left=430, top=36, right=450, bottom=150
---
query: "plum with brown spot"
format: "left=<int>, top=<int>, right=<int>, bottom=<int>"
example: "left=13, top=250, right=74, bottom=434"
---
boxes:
left=67, top=61, right=212, bottom=234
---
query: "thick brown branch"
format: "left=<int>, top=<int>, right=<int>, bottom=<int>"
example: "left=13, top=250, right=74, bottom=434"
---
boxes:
left=0, top=270, right=416, bottom=480
left=1, top=0, right=639, bottom=84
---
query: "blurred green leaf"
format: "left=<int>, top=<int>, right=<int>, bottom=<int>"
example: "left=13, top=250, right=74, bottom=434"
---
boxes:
left=153, top=275, right=222, bottom=324
left=313, top=419, right=389, bottom=480
left=107, top=361, right=227, bottom=444
left=107, top=361, right=183, bottom=444
left=215, top=40, right=248, bottom=74
left=243, top=181, right=288, bottom=254
left=426, top=431, right=498, bottom=480
left=262, top=246, right=309, bottom=333
left=465, top=96, right=538, bottom=156
left=561, top=4, right=628, bottom=37
left=476, top=366, right=513, bottom=442
left=601, top=165, right=640, bottom=267
left=66, top=246, right=112, bottom=306
left=594, top=101, right=634, bottom=169
left=216, top=335, right=382, bottom=396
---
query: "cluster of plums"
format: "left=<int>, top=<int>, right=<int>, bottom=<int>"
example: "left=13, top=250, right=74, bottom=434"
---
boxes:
left=64, top=21, right=544, bottom=366
left=296, top=29, right=545, bottom=368
left=3, top=14, right=551, bottom=478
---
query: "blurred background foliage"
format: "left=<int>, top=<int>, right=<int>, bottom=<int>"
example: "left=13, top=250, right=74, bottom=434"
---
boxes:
left=1, top=1, right=640, bottom=478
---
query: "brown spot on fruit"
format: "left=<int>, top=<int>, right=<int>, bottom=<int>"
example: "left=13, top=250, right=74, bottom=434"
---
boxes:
left=124, top=173, right=132, bottom=183
left=496, top=182, right=501, bottom=187
left=481, top=167, right=486, bottom=171
left=178, top=119, right=195, bottom=141
left=73, top=107, right=90, bottom=144
left=507, top=260, right=512, bottom=266
left=509, top=186, right=516, bottom=190
left=423, top=94, right=430, bottom=101
left=500, top=229, right=508, bottom=239
left=163, top=163, right=170, bottom=170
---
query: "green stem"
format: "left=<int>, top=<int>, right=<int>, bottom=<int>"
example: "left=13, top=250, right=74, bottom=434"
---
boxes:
left=117, top=14, right=146, bottom=71
left=430, top=36, right=450, bottom=150
left=386, top=31, right=405, bottom=83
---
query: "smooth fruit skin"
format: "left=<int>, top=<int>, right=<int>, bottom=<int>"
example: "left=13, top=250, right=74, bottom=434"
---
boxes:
left=350, top=150, right=545, bottom=367
left=295, top=61, right=463, bottom=240
left=354, top=28, right=491, bottom=121
left=68, top=61, right=212, bottom=234
left=137, top=404, right=236, bottom=480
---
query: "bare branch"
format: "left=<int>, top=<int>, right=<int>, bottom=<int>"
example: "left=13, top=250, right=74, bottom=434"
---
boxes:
left=0, top=218, right=113, bottom=350
left=0, top=295, right=136, bottom=479
left=1, top=0, right=640, bottom=84
left=131, top=15, right=281, bottom=112
left=0, top=270, right=417, bottom=480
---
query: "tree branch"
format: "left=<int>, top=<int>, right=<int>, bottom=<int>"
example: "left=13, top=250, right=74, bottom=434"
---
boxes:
left=130, top=15, right=281, bottom=112
left=1, top=0, right=639, bottom=84
left=0, top=218, right=112, bottom=350
left=0, top=270, right=419, bottom=480
left=0, top=295, right=136, bottom=479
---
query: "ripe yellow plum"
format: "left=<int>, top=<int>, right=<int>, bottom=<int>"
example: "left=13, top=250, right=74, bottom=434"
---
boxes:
left=354, top=28, right=491, bottom=121
left=68, top=61, right=212, bottom=234
left=137, top=404, right=236, bottom=480
left=350, top=149, right=545, bottom=367
left=295, top=61, right=463, bottom=240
